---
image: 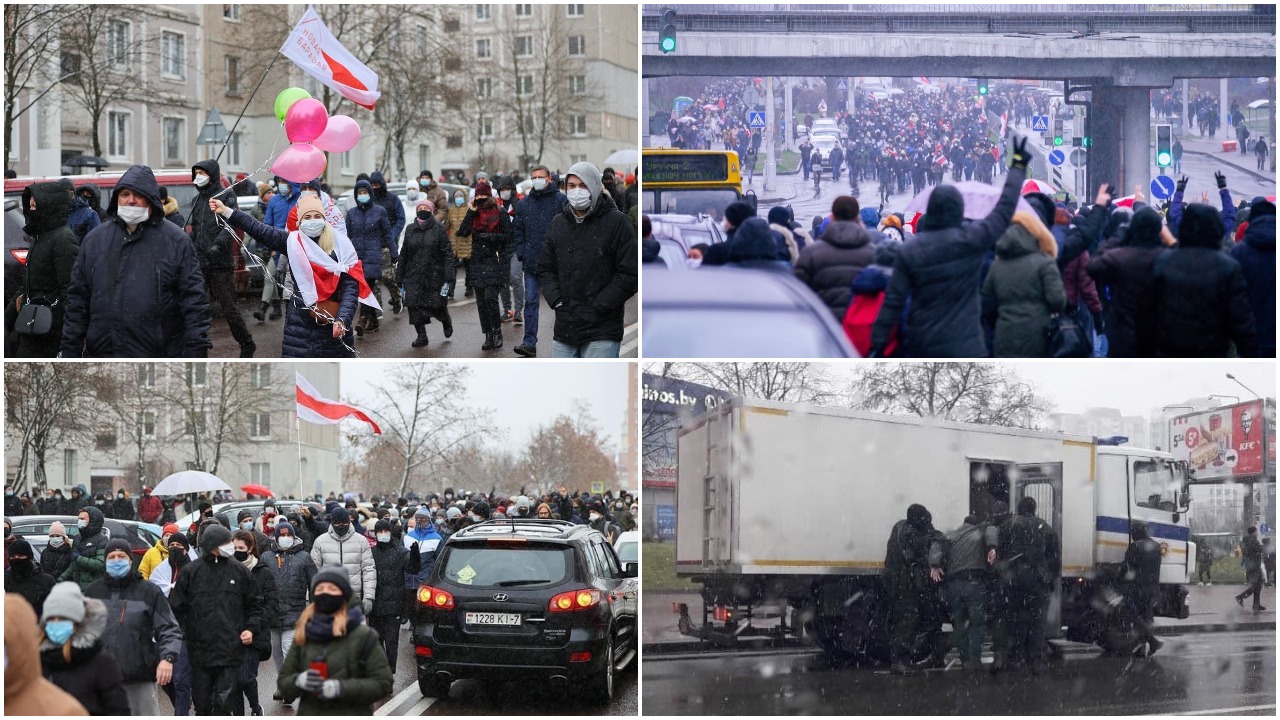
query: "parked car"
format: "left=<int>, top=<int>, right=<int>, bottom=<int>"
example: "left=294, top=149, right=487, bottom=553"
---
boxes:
left=646, top=213, right=726, bottom=270
left=412, top=519, right=638, bottom=703
left=642, top=266, right=858, bottom=358
left=9, top=515, right=163, bottom=570
left=809, top=134, right=840, bottom=168
left=175, top=499, right=309, bottom=533
left=613, top=531, right=639, bottom=568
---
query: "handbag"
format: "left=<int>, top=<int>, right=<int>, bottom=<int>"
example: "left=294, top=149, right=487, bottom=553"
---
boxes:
left=14, top=263, right=54, bottom=336
left=309, top=298, right=341, bottom=325
left=1044, top=312, right=1090, bottom=358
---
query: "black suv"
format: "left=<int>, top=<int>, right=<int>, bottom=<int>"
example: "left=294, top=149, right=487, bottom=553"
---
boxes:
left=411, top=519, right=638, bottom=703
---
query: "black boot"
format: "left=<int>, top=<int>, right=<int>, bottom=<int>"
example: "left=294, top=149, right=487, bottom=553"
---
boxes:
left=464, top=285, right=474, bottom=298
left=489, top=330, right=503, bottom=351
left=411, top=325, right=429, bottom=347
left=391, top=293, right=402, bottom=315
left=252, top=302, right=268, bottom=322
left=239, top=339, right=256, bottom=358
left=442, top=315, right=454, bottom=338
left=481, top=332, right=495, bottom=351
left=268, top=300, right=282, bottom=320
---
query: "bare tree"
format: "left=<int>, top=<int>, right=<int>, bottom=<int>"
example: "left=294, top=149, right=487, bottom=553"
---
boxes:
left=87, top=363, right=172, bottom=488
left=850, top=363, right=1051, bottom=429
left=161, top=363, right=281, bottom=475
left=4, top=363, right=98, bottom=492
left=673, top=362, right=838, bottom=404
left=4, top=4, right=79, bottom=172
left=518, top=414, right=617, bottom=497
left=373, top=44, right=449, bottom=178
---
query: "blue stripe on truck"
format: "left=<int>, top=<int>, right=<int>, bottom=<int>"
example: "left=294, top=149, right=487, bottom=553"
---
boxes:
left=1096, top=515, right=1190, bottom=542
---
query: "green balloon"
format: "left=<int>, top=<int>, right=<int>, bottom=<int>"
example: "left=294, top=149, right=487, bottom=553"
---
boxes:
left=274, top=87, right=312, bottom=123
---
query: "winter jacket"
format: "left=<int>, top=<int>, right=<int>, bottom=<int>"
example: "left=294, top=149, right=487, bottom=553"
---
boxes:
left=16, top=182, right=81, bottom=358
left=169, top=551, right=265, bottom=669
left=871, top=165, right=1026, bottom=357
left=882, top=518, right=934, bottom=600
left=66, top=193, right=101, bottom=242
left=1054, top=202, right=1108, bottom=272
left=137, top=539, right=169, bottom=581
left=1169, top=187, right=1236, bottom=243
left=928, top=520, right=998, bottom=575
left=698, top=218, right=790, bottom=269
left=397, top=215, right=454, bottom=312
left=1240, top=534, right=1264, bottom=574
left=264, top=180, right=301, bottom=230
left=77, top=184, right=107, bottom=221
left=794, top=219, right=875, bottom=320
left=424, top=182, right=450, bottom=227
left=456, top=202, right=513, bottom=288
left=1086, top=236, right=1164, bottom=358
left=163, top=196, right=186, bottom=228
left=310, top=527, right=377, bottom=611
left=4, top=593, right=88, bottom=715
left=39, top=597, right=131, bottom=715
left=537, top=192, right=638, bottom=345
left=247, top=558, right=278, bottom=656
left=278, top=608, right=393, bottom=714
left=1230, top=213, right=1275, bottom=356
left=1062, top=248, right=1102, bottom=313
left=1151, top=238, right=1257, bottom=358
left=260, top=541, right=318, bottom=629
left=512, top=184, right=568, bottom=271
left=60, top=165, right=212, bottom=358
left=59, top=506, right=107, bottom=590
left=447, top=192, right=472, bottom=258
left=402, top=524, right=443, bottom=589
left=187, top=159, right=237, bottom=271
left=370, top=541, right=409, bottom=620
left=40, top=540, right=75, bottom=583
left=368, top=171, right=406, bottom=247
left=5, top=561, right=56, bottom=617
left=981, top=212, right=1066, bottom=357
left=346, top=179, right=395, bottom=279
left=110, top=494, right=134, bottom=521
left=136, top=493, right=163, bottom=524
left=84, top=571, right=183, bottom=684
left=225, top=209, right=360, bottom=358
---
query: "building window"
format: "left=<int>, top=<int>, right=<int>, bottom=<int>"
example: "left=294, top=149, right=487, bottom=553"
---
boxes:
left=568, top=35, right=585, bottom=56
left=95, top=432, right=117, bottom=451
left=61, top=52, right=81, bottom=81
left=223, top=4, right=240, bottom=21
left=136, top=363, right=155, bottom=388
left=419, top=144, right=431, bottom=172
left=568, top=75, right=586, bottom=95
left=137, top=411, right=156, bottom=440
left=249, top=363, right=271, bottom=388
left=416, top=25, right=429, bottom=54
left=515, top=4, right=533, bottom=16
left=162, top=117, right=185, bottom=165
left=250, top=412, right=271, bottom=440
left=476, top=77, right=492, bottom=99
left=226, top=132, right=241, bottom=167
left=340, top=150, right=353, bottom=174
left=446, top=135, right=463, bottom=149
left=520, top=116, right=537, bottom=134
left=570, top=153, right=587, bottom=164
left=444, top=55, right=462, bottom=72
left=107, top=111, right=129, bottom=158
left=225, top=56, right=241, bottom=96
left=475, top=39, right=491, bottom=59
left=107, top=20, right=131, bottom=68
left=250, top=462, right=270, bottom=485
left=185, top=363, right=207, bottom=388
left=443, top=17, right=460, bottom=33
left=475, top=5, right=490, bottom=21
left=515, top=35, right=533, bottom=57
left=160, top=31, right=185, bottom=79
left=64, top=449, right=76, bottom=487
left=480, top=116, right=494, bottom=140
left=516, top=75, right=533, bottom=96
left=567, top=4, right=585, bottom=17
left=569, top=114, right=587, bottom=136
left=185, top=412, right=207, bottom=436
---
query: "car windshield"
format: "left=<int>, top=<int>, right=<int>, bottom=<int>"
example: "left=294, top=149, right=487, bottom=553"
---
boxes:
left=645, top=308, right=844, bottom=357
left=643, top=190, right=740, bottom=220
left=440, top=545, right=570, bottom=589
left=616, top=541, right=638, bottom=564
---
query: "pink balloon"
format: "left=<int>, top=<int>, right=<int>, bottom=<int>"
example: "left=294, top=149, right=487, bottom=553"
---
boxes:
left=271, top=143, right=327, bottom=183
left=312, top=115, right=362, bottom=153
left=284, top=98, right=329, bottom=144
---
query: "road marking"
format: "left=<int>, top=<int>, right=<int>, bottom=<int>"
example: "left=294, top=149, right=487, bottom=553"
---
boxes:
left=450, top=298, right=476, bottom=308
left=1166, top=704, right=1276, bottom=716
left=374, top=682, right=438, bottom=716
left=621, top=322, right=639, bottom=356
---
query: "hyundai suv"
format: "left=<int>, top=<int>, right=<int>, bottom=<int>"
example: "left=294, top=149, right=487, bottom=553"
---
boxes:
left=411, top=519, right=638, bottom=704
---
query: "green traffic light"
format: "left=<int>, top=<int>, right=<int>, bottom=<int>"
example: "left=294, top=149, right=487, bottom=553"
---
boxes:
left=660, top=36, right=676, bottom=53
left=1157, top=152, right=1172, bottom=167
left=1053, top=136, right=1063, bottom=146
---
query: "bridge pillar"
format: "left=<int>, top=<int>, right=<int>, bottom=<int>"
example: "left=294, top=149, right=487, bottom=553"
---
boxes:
left=1119, top=86, right=1153, bottom=205
left=1090, top=81, right=1152, bottom=203
left=784, top=77, right=795, bottom=151
left=764, top=76, right=777, bottom=192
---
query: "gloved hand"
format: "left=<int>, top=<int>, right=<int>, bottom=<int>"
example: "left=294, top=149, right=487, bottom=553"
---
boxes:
left=321, top=679, right=342, bottom=699
left=439, top=285, right=449, bottom=298
left=411, top=541, right=420, bottom=555
left=362, top=598, right=373, bottom=615
left=516, top=255, right=524, bottom=263
left=1009, top=135, right=1031, bottom=171
left=296, top=669, right=324, bottom=694
left=1176, top=175, right=1189, bottom=193
left=1092, top=312, right=1105, bottom=335
left=1214, top=171, right=1227, bottom=190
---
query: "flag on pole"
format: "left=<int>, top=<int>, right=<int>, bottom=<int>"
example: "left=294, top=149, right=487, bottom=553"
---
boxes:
left=280, top=7, right=381, bottom=109
left=296, top=372, right=381, bottom=434
left=999, top=111, right=1008, bottom=140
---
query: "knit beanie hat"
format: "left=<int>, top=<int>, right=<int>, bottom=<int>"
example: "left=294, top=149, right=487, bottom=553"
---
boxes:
left=273, top=521, right=295, bottom=539
left=167, top=532, right=190, bottom=550
left=881, top=214, right=903, bottom=230
left=416, top=198, right=435, bottom=214
left=7, top=538, right=33, bottom=559
left=766, top=206, right=792, bottom=226
left=41, top=582, right=87, bottom=624
left=859, top=207, right=880, bottom=227
left=328, top=506, right=351, bottom=524
left=48, top=520, right=67, bottom=536
left=312, top=565, right=353, bottom=602
left=162, top=523, right=180, bottom=537
left=566, top=161, right=603, bottom=204
left=296, top=194, right=324, bottom=218
left=105, top=538, right=133, bottom=557
left=474, top=180, right=493, bottom=198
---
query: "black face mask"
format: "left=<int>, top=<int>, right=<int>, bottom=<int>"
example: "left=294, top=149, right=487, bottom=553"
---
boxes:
left=10, top=558, right=32, bottom=574
left=417, top=210, right=431, bottom=220
left=332, top=524, right=350, bottom=536
left=3, top=528, right=9, bottom=538
left=314, top=594, right=344, bottom=614
left=234, top=550, right=250, bottom=562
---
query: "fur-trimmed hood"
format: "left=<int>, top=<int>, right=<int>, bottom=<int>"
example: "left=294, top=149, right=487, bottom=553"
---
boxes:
left=39, top=597, right=107, bottom=654
left=995, top=211, right=1057, bottom=259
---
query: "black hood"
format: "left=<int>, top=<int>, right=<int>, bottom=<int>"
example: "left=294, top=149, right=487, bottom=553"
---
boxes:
left=494, top=174, right=517, bottom=191
left=1176, top=203, right=1225, bottom=249
left=353, top=179, right=375, bottom=208
left=22, top=182, right=72, bottom=235
left=369, top=170, right=389, bottom=199
left=192, top=159, right=223, bottom=197
left=199, top=523, right=232, bottom=556
left=918, top=185, right=964, bottom=231
left=78, top=183, right=103, bottom=210
left=1022, top=192, right=1055, bottom=230
left=80, top=505, right=105, bottom=538
left=1126, top=207, right=1164, bottom=247
left=106, top=164, right=164, bottom=223
left=906, top=503, right=932, bottom=531
left=728, top=217, right=784, bottom=263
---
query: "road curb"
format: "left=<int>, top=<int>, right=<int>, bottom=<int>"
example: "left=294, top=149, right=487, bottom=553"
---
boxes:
left=1154, top=619, right=1274, bottom=636
left=1182, top=149, right=1274, bottom=184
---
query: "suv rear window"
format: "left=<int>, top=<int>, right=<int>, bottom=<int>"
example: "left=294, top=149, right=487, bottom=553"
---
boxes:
left=441, top=545, right=570, bottom=589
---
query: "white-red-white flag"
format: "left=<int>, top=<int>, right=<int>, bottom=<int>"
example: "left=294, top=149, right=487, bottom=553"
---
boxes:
left=999, top=111, right=1008, bottom=140
left=296, top=372, right=381, bottom=434
left=280, top=7, right=381, bottom=110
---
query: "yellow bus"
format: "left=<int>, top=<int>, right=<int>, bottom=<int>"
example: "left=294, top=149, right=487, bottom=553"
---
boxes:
left=640, top=149, right=755, bottom=222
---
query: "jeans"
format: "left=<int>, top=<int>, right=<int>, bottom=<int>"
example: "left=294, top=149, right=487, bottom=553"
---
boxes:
left=946, top=575, right=988, bottom=665
left=206, top=267, right=253, bottom=346
left=270, top=628, right=294, bottom=673
left=260, top=254, right=283, bottom=303
left=500, top=253, right=524, bottom=316
left=123, top=681, right=159, bottom=716
left=553, top=340, right=621, bottom=358
left=191, top=663, right=239, bottom=715
left=522, top=271, right=541, bottom=347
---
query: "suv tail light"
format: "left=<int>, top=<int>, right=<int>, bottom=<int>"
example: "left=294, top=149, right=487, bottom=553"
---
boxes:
left=417, top=585, right=455, bottom=610
left=11, top=248, right=29, bottom=265
left=549, top=589, right=602, bottom=612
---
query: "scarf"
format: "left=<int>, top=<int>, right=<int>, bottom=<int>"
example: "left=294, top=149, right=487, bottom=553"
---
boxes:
left=473, top=201, right=501, bottom=234
left=305, top=606, right=365, bottom=644
left=286, top=230, right=381, bottom=312
left=242, top=554, right=258, bottom=571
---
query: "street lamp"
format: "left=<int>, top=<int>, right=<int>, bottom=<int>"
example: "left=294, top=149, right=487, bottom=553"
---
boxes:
left=1225, top=373, right=1261, bottom=400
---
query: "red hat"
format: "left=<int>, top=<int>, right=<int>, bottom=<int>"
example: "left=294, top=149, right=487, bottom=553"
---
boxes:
left=162, top=523, right=180, bottom=536
left=474, top=180, right=492, bottom=198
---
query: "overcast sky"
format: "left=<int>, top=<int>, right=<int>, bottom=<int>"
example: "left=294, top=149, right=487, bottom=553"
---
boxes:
left=339, top=363, right=630, bottom=451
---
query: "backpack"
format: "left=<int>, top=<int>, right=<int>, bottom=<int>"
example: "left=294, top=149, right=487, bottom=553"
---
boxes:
left=843, top=292, right=898, bottom=357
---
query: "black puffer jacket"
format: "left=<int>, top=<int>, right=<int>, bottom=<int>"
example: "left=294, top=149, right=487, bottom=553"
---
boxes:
left=871, top=165, right=1025, bottom=357
left=168, top=529, right=265, bottom=669
left=456, top=201, right=513, bottom=287
left=537, top=192, right=638, bottom=345
left=794, top=219, right=875, bottom=320
left=260, top=540, right=317, bottom=629
left=84, top=570, right=183, bottom=684
left=368, top=170, right=405, bottom=247
left=40, top=540, right=74, bottom=582
left=397, top=215, right=454, bottom=311
left=187, top=159, right=236, bottom=271
left=17, top=182, right=81, bottom=357
left=1085, top=209, right=1165, bottom=357
left=247, top=559, right=278, bottom=656
left=1151, top=204, right=1257, bottom=357
left=346, top=179, right=394, bottom=279
left=370, top=540, right=408, bottom=620
left=59, top=165, right=212, bottom=358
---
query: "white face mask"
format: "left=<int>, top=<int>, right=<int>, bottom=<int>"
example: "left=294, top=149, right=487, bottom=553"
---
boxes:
left=49, top=536, right=65, bottom=548
left=278, top=536, right=296, bottom=549
left=300, top=218, right=327, bottom=238
left=532, top=178, right=548, bottom=191
left=499, top=190, right=512, bottom=201
left=193, top=174, right=210, bottom=187
left=566, top=188, right=591, bottom=210
left=589, top=512, right=602, bottom=522
left=218, top=542, right=235, bottom=558
left=117, top=205, right=150, bottom=226
left=407, top=189, right=420, bottom=202
left=376, top=533, right=391, bottom=543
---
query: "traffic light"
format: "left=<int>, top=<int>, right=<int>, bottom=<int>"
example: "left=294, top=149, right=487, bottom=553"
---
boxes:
left=977, top=79, right=989, bottom=96
left=1156, top=124, right=1173, bottom=167
left=1054, top=118, right=1063, bottom=147
left=1054, top=135, right=1064, bottom=147
left=659, top=8, right=677, bottom=54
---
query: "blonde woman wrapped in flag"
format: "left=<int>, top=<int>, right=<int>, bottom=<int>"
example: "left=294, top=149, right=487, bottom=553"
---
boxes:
left=210, top=194, right=380, bottom=357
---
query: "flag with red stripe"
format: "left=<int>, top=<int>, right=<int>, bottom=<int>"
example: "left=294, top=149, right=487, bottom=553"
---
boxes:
left=296, top=372, right=381, bottom=434
left=280, top=7, right=380, bottom=109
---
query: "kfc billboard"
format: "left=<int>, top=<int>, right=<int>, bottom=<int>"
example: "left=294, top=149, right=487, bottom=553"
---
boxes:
left=1169, top=400, right=1270, bottom=481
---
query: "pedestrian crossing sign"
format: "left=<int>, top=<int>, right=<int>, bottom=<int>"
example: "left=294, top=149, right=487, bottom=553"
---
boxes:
left=748, top=111, right=766, bottom=128
left=1031, top=115, right=1049, bottom=133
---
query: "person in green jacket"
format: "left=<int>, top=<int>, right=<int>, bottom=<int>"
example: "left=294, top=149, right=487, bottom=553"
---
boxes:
left=981, top=210, right=1067, bottom=357
left=279, top=566, right=393, bottom=715
left=59, top=506, right=107, bottom=591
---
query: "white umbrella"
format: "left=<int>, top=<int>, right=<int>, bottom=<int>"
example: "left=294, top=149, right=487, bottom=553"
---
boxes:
left=153, top=470, right=231, bottom=496
left=604, top=148, right=639, bottom=167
